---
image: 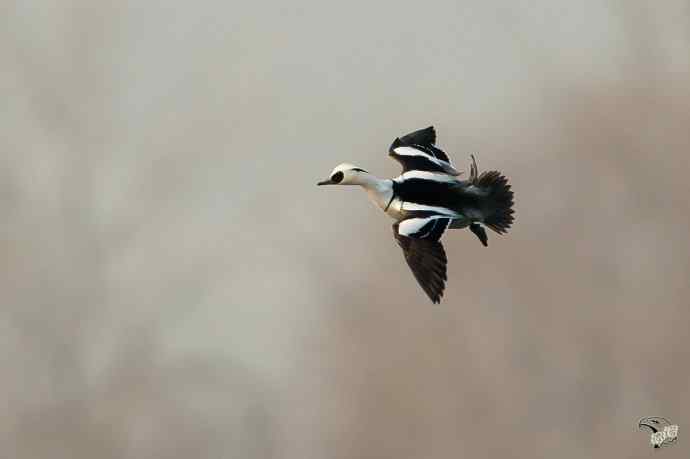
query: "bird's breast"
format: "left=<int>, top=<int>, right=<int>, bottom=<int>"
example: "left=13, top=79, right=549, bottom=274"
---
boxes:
left=365, top=184, right=402, bottom=220
left=384, top=197, right=405, bottom=220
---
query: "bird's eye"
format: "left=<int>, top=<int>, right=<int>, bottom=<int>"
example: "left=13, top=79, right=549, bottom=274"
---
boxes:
left=331, top=171, right=344, bottom=183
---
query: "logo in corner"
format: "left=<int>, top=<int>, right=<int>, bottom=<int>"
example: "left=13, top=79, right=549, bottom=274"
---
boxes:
left=638, top=416, right=679, bottom=449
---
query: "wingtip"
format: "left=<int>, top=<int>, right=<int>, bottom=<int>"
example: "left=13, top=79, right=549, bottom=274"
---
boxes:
left=430, top=287, right=445, bottom=304
left=389, top=137, right=402, bottom=154
left=397, top=126, right=437, bottom=147
left=425, top=125, right=437, bottom=145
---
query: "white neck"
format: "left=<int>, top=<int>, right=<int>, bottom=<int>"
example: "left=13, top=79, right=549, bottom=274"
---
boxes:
left=351, top=172, right=394, bottom=214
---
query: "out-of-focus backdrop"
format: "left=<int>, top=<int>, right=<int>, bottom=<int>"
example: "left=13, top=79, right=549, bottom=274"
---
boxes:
left=2, top=1, right=689, bottom=458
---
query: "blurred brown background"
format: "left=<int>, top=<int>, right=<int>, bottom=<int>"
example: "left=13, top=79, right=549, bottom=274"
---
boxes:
left=1, top=1, right=689, bottom=458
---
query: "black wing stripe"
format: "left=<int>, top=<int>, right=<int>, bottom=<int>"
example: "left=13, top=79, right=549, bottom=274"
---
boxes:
left=427, top=217, right=450, bottom=240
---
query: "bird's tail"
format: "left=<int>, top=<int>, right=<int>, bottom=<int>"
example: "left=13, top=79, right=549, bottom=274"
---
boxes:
left=476, top=170, right=515, bottom=234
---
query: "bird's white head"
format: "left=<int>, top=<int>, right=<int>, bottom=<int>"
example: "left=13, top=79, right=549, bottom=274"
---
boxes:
left=317, top=163, right=369, bottom=186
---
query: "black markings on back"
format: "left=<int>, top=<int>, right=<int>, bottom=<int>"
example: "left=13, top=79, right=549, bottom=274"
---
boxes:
left=396, top=178, right=480, bottom=208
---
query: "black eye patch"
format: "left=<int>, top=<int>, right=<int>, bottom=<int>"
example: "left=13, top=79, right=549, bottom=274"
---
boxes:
left=351, top=168, right=368, bottom=173
left=331, top=171, right=344, bottom=183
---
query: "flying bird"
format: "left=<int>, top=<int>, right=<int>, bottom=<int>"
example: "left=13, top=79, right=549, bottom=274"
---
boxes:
left=318, top=126, right=514, bottom=303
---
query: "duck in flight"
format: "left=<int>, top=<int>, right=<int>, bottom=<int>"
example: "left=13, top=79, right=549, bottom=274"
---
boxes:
left=318, top=126, right=514, bottom=303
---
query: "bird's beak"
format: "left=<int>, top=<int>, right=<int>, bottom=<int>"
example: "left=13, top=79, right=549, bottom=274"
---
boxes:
left=317, top=179, right=335, bottom=186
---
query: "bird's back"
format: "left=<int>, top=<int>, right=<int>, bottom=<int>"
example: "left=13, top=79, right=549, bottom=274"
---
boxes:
left=394, top=178, right=484, bottom=214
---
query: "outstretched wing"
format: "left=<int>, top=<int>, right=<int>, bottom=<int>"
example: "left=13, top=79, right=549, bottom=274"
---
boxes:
left=389, top=126, right=461, bottom=176
left=393, top=216, right=452, bottom=303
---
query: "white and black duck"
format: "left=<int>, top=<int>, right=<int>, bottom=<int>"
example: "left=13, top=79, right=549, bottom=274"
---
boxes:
left=318, top=126, right=514, bottom=303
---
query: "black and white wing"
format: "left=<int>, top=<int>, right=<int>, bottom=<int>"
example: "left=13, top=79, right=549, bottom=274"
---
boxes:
left=389, top=126, right=461, bottom=176
left=393, top=216, right=453, bottom=303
